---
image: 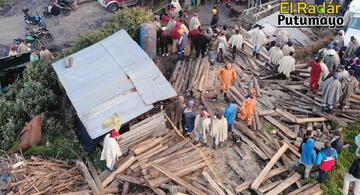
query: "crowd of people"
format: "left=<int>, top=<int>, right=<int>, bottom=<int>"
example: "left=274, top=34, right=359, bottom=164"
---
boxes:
left=8, top=39, right=54, bottom=63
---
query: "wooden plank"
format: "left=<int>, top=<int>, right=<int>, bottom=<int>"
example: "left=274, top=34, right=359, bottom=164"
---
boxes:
left=152, top=164, right=207, bottom=195
left=116, top=175, right=146, bottom=185
left=265, top=173, right=302, bottom=195
left=259, top=181, right=281, bottom=193
left=279, top=84, right=322, bottom=107
left=297, top=184, right=323, bottom=195
left=76, top=160, right=100, bottom=195
left=275, top=108, right=297, bottom=123
left=258, top=110, right=276, bottom=116
left=102, top=156, right=136, bottom=187
left=234, top=130, right=269, bottom=160
left=251, top=143, right=289, bottom=190
left=235, top=166, right=288, bottom=193
left=296, top=117, right=328, bottom=124
left=288, top=183, right=314, bottom=195
left=192, top=181, right=216, bottom=195
left=202, top=171, right=226, bottom=195
left=87, top=161, right=105, bottom=194
left=264, top=115, right=297, bottom=139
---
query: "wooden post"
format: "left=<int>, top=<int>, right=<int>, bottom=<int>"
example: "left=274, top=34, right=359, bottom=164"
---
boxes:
left=76, top=160, right=100, bottom=195
left=251, top=143, right=289, bottom=190
left=102, top=156, right=136, bottom=188
left=265, top=173, right=302, bottom=195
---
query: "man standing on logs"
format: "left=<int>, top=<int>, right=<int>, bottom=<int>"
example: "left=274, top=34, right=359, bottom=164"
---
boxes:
left=194, top=111, right=211, bottom=146
left=308, top=57, right=323, bottom=94
left=218, top=63, right=237, bottom=98
left=282, top=41, right=295, bottom=56
left=182, top=100, right=196, bottom=136
left=173, top=96, right=186, bottom=129
left=217, top=30, right=228, bottom=63
left=228, top=28, right=244, bottom=60
left=177, top=29, right=188, bottom=61
left=268, top=42, right=283, bottom=67
left=340, top=70, right=359, bottom=109
left=321, top=74, right=343, bottom=113
left=248, top=25, right=267, bottom=59
left=299, top=130, right=317, bottom=179
left=277, top=51, right=296, bottom=79
left=210, top=112, right=228, bottom=149
left=238, top=88, right=256, bottom=129
left=224, top=97, right=237, bottom=133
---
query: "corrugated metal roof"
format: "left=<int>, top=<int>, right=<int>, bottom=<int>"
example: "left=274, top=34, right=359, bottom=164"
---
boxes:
left=52, top=30, right=177, bottom=139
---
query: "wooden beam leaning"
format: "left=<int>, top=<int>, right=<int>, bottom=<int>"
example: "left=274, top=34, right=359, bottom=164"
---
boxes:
left=251, top=143, right=289, bottom=190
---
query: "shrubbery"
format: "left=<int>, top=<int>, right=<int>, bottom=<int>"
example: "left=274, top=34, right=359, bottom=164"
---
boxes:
left=0, top=7, right=153, bottom=159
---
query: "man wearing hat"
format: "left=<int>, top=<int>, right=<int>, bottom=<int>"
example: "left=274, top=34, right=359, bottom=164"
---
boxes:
left=332, top=30, right=345, bottom=49
left=238, top=88, right=257, bottom=129
left=194, top=110, right=211, bottom=146
left=177, top=28, right=188, bottom=61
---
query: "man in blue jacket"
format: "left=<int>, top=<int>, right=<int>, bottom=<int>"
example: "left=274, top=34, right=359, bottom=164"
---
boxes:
left=316, top=141, right=338, bottom=182
left=300, top=130, right=317, bottom=179
left=224, top=97, right=237, bottom=133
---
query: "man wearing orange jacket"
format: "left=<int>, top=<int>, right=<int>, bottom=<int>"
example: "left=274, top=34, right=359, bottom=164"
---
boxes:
left=238, top=88, right=256, bottom=129
left=218, top=63, right=237, bottom=98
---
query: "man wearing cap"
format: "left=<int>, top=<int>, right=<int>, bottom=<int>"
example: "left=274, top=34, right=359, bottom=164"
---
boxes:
left=177, top=29, right=188, bottom=61
left=332, top=30, right=345, bottom=49
left=345, top=36, right=360, bottom=58
left=268, top=43, right=283, bottom=66
left=189, top=12, right=201, bottom=31
left=238, top=88, right=257, bottom=129
left=210, top=112, right=228, bottom=149
left=282, top=41, right=295, bottom=56
left=277, top=51, right=296, bottom=79
left=341, top=69, right=358, bottom=109
left=228, top=29, right=244, bottom=60
left=194, top=111, right=211, bottom=146
left=248, top=25, right=267, bottom=58
left=182, top=100, right=196, bottom=135
left=321, top=74, right=343, bottom=112
left=218, top=63, right=237, bottom=98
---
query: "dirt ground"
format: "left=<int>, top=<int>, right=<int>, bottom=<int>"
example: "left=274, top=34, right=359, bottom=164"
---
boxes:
left=0, top=0, right=112, bottom=57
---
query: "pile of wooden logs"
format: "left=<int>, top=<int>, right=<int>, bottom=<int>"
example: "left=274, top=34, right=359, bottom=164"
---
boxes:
left=2, top=156, right=86, bottom=194
left=170, top=57, right=220, bottom=98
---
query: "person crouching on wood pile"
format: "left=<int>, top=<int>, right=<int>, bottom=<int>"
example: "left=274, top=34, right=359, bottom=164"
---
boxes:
left=316, top=141, right=338, bottom=183
left=210, top=111, right=228, bottom=149
left=277, top=51, right=296, bottom=80
left=224, top=97, right=237, bottom=134
left=341, top=69, right=359, bottom=109
left=320, top=73, right=343, bottom=113
left=298, top=130, right=317, bottom=179
left=308, top=57, right=323, bottom=94
left=343, top=157, right=360, bottom=195
left=237, top=88, right=256, bottom=129
left=217, top=30, right=228, bottom=63
left=228, top=28, right=244, bottom=60
left=268, top=42, right=283, bottom=68
left=194, top=111, right=211, bottom=146
left=248, top=25, right=267, bottom=59
left=218, top=63, right=237, bottom=98
left=182, top=100, right=196, bottom=136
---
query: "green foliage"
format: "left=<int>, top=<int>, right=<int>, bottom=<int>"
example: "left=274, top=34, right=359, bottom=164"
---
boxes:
left=321, top=123, right=360, bottom=194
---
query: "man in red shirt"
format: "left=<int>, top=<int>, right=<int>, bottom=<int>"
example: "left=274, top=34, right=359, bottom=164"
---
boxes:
left=309, top=57, right=323, bottom=94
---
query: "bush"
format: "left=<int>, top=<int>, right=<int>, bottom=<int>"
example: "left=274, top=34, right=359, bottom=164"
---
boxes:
left=0, top=7, right=153, bottom=160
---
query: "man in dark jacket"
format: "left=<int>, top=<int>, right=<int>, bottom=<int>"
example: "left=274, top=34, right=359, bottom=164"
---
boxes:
left=193, top=33, right=210, bottom=58
left=343, top=158, right=360, bottom=195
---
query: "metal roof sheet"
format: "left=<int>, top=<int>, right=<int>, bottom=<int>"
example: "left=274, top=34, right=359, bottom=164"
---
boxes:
left=52, top=30, right=176, bottom=139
